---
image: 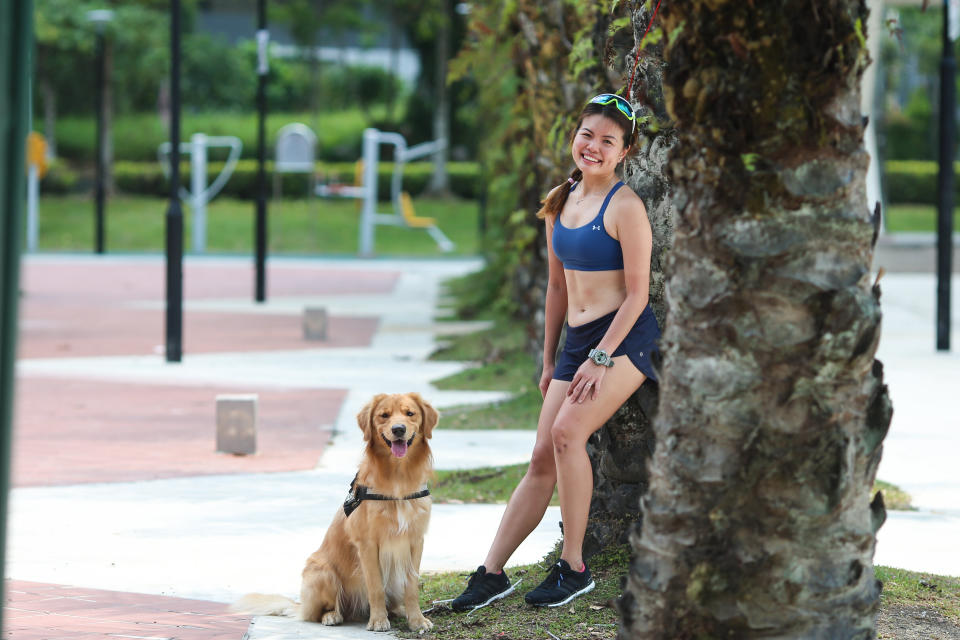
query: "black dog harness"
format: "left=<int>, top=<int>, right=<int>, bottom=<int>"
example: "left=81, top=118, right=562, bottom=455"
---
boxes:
left=342, top=473, right=430, bottom=518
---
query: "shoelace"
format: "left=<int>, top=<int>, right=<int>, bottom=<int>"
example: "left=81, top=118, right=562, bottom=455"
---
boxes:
left=463, top=569, right=483, bottom=587
left=543, top=563, right=564, bottom=588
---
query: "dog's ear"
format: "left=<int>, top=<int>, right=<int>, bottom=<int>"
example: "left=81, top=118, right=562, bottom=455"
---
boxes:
left=410, top=393, right=438, bottom=439
left=357, top=394, right=387, bottom=441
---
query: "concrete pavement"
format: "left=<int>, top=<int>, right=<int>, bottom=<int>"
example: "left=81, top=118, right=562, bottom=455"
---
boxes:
left=7, top=255, right=559, bottom=639
left=5, top=240, right=960, bottom=639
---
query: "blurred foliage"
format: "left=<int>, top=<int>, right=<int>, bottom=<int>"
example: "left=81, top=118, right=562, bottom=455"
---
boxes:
left=34, top=0, right=175, bottom=115
left=49, top=109, right=396, bottom=163
left=447, top=0, right=632, bottom=320
left=884, top=159, right=960, bottom=204
left=33, top=0, right=408, bottom=117
left=102, top=159, right=479, bottom=200
left=879, top=6, right=960, bottom=161
left=392, top=0, right=479, bottom=159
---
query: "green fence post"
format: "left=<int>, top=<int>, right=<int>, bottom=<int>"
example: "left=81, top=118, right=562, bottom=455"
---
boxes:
left=1, top=0, right=34, bottom=629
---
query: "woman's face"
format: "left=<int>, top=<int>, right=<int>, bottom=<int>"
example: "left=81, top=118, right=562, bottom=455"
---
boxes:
left=571, top=113, right=628, bottom=179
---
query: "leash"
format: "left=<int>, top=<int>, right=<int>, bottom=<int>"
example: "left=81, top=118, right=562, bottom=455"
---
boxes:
left=626, top=0, right=664, bottom=102
left=342, top=473, right=430, bottom=517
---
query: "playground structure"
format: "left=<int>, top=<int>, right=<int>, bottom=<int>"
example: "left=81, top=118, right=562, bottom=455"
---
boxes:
left=273, top=123, right=317, bottom=201
left=24, top=132, right=48, bottom=253
left=158, top=133, right=242, bottom=253
left=315, top=127, right=454, bottom=256
left=153, top=126, right=453, bottom=256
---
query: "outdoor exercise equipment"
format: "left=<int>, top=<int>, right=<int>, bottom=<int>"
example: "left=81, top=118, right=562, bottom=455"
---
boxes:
left=24, top=132, right=48, bottom=253
left=274, top=122, right=317, bottom=201
left=316, top=128, right=453, bottom=256
left=158, top=133, right=242, bottom=253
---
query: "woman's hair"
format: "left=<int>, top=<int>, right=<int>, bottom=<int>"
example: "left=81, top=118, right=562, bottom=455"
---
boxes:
left=536, top=99, right=637, bottom=220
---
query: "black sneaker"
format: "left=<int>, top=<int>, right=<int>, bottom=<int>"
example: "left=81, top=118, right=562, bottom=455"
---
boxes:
left=451, top=565, right=514, bottom=611
left=524, top=559, right=595, bottom=607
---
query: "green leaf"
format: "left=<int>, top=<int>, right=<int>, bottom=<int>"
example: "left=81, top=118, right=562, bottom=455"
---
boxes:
left=607, top=16, right=631, bottom=36
left=741, top=153, right=760, bottom=172
left=854, top=17, right=867, bottom=49
left=668, top=21, right=686, bottom=46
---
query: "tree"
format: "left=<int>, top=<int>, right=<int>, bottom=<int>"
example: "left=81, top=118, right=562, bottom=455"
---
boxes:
left=270, top=0, right=374, bottom=126
left=34, top=0, right=169, bottom=173
left=619, top=1, right=891, bottom=637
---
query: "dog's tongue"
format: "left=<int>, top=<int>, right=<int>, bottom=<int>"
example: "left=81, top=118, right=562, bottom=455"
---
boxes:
left=391, top=440, right=408, bottom=458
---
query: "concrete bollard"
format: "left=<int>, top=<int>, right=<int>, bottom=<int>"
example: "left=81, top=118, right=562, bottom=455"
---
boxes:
left=303, top=307, right=329, bottom=340
left=216, top=394, right=257, bottom=455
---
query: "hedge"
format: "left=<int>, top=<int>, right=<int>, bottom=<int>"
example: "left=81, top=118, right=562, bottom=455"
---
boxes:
left=41, top=159, right=940, bottom=205
left=52, top=110, right=392, bottom=164
left=40, top=160, right=480, bottom=201
left=883, top=160, right=960, bottom=205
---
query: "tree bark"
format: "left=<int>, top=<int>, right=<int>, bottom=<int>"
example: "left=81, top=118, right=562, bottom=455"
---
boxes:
left=619, top=2, right=891, bottom=638
left=103, top=38, right=114, bottom=195
left=40, top=78, right=57, bottom=159
left=427, top=0, right=451, bottom=195
left=583, top=2, right=675, bottom=560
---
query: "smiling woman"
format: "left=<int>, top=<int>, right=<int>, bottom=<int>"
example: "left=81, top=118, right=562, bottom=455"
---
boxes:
left=448, top=92, right=661, bottom=611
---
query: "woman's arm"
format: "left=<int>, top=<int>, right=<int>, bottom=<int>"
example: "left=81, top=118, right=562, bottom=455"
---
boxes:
left=593, top=190, right=652, bottom=355
left=541, top=214, right=568, bottom=396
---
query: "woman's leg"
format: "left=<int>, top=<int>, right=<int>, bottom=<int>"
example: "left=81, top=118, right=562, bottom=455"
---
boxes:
left=551, top=356, right=647, bottom=571
left=482, top=379, right=570, bottom=573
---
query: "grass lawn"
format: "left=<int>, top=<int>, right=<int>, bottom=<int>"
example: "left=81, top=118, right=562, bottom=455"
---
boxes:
left=885, top=204, right=960, bottom=233
left=31, top=194, right=480, bottom=257
left=398, top=545, right=628, bottom=639
left=876, top=566, right=960, bottom=622
left=433, top=462, right=557, bottom=506
left=390, top=549, right=960, bottom=639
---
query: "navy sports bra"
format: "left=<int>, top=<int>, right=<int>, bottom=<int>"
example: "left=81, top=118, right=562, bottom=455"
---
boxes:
left=552, top=181, right=625, bottom=271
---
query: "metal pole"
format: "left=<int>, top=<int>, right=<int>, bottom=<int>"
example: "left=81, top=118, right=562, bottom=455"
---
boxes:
left=94, top=27, right=106, bottom=254
left=359, top=128, right=379, bottom=257
left=1, top=0, right=34, bottom=630
left=937, top=0, right=956, bottom=351
left=165, top=0, right=183, bottom=363
left=254, top=0, right=268, bottom=303
left=190, top=133, right=207, bottom=253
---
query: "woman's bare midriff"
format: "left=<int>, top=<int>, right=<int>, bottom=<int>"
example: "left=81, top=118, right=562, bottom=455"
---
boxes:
left=564, top=268, right=627, bottom=326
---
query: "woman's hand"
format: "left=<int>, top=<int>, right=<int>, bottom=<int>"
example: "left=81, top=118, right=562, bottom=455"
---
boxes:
left=568, top=360, right=605, bottom=403
left=539, top=364, right=555, bottom=398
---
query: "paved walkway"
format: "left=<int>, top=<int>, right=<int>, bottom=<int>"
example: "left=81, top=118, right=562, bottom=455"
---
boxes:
left=5, top=239, right=960, bottom=639
left=7, top=254, right=552, bottom=639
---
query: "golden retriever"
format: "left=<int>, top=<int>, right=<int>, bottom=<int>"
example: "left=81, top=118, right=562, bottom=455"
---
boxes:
left=233, top=392, right=437, bottom=632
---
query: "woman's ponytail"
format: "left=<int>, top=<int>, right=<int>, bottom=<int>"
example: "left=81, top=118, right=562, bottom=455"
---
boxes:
left=536, top=168, right=582, bottom=220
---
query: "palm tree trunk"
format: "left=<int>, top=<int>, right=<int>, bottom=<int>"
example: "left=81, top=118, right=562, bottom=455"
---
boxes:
left=427, top=0, right=451, bottom=195
left=620, top=1, right=891, bottom=637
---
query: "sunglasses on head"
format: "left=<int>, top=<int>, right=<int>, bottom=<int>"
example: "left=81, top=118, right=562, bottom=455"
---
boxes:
left=588, top=93, right=636, bottom=133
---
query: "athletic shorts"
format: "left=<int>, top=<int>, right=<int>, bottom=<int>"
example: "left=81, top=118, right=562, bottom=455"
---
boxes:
left=553, top=305, right=660, bottom=382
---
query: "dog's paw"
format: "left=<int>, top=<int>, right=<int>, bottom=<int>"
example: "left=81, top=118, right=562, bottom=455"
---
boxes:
left=320, top=611, right=343, bottom=626
left=408, top=614, right=433, bottom=632
left=367, top=616, right=391, bottom=632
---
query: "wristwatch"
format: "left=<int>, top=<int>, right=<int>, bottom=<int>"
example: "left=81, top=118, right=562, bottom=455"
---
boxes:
left=588, top=348, right=615, bottom=368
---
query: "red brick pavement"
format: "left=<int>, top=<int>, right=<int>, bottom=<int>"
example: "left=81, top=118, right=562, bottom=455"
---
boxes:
left=12, top=378, right=346, bottom=487
left=13, top=259, right=394, bottom=486
left=4, top=580, right=250, bottom=640
left=18, top=261, right=389, bottom=358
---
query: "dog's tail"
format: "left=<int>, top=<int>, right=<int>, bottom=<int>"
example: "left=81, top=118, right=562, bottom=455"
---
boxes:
left=230, top=593, right=300, bottom=618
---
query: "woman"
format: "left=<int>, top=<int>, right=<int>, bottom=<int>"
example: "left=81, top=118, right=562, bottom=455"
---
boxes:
left=452, top=93, right=661, bottom=610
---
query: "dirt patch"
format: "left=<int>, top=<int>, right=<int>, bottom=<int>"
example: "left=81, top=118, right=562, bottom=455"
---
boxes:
left=878, top=603, right=960, bottom=640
